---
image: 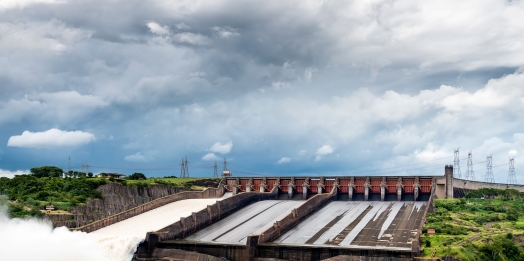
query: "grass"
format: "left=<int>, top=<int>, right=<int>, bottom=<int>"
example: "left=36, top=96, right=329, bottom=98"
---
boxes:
left=421, top=197, right=524, bottom=260
left=125, top=177, right=205, bottom=185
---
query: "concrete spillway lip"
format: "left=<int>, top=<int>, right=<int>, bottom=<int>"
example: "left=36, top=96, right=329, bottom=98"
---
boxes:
left=160, top=240, right=412, bottom=252
left=258, top=242, right=412, bottom=252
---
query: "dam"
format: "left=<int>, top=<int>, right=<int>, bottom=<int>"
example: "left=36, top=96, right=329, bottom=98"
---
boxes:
left=61, top=165, right=524, bottom=261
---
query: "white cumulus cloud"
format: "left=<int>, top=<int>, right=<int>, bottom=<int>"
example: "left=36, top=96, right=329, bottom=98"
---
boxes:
left=124, top=152, right=148, bottom=162
left=172, top=32, right=211, bottom=46
left=212, top=26, right=240, bottom=38
left=277, top=157, right=291, bottom=164
left=0, top=169, right=29, bottom=178
left=202, top=152, right=220, bottom=161
left=315, top=145, right=335, bottom=161
left=146, top=22, right=170, bottom=35
left=209, top=141, right=233, bottom=154
left=7, top=129, right=95, bottom=148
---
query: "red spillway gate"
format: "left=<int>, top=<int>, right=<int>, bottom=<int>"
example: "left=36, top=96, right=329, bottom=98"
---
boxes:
left=369, top=179, right=381, bottom=194
left=354, top=179, right=365, bottom=194
left=253, top=179, right=263, bottom=191
left=324, top=180, right=335, bottom=193
left=226, top=179, right=235, bottom=192
left=420, top=179, right=432, bottom=194
left=295, top=179, right=304, bottom=193
left=239, top=179, right=249, bottom=192
left=267, top=179, right=277, bottom=192
left=309, top=180, right=319, bottom=193
left=338, top=179, right=350, bottom=193
left=280, top=179, right=291, bottom=193
left=386, top=180, right=397, bottom=194
left=403, top=179, right=414, bottom=193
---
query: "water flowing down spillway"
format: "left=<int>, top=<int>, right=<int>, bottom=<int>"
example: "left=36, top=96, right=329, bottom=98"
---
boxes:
left=0, top=194, right=229, bottom=261
left=274, top=201, right=427, bottom=249
left=90, top=195, right=228, bottom=260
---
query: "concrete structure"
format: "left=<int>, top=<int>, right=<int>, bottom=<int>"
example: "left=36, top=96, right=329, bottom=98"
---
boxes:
left=127, top=165, right=524, bottom=260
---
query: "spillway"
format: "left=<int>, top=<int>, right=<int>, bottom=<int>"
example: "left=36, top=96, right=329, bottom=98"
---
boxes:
left=88, top=193, right=231, bottom=261
left=185, top=200, right=305, bottom=244
left=273, top=201, right=426, bottom=250
left=91, top=198, right=222, bottom=238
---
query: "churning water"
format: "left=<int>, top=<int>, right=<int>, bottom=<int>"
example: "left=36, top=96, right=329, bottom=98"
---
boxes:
left=0, top=194, right=232, bottom=261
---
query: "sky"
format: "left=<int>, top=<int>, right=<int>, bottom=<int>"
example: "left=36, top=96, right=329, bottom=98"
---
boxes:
left=1, top=0, right=524, bottom=181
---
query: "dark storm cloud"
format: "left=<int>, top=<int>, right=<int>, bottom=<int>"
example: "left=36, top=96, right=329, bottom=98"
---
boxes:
left=1, top=0, right=524, bottom=181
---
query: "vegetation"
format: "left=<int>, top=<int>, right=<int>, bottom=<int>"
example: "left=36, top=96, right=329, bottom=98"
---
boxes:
left=0, top=165, right=215, bottom=218
left=422, top=189, right=524, bottom=260
left=126, top=172, right=147, bottom=180
left=0, top=174, right=107, bottom=217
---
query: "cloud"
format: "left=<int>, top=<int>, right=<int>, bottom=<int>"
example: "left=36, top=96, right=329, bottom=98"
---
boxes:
left=316, top=145, right=335, bottom=156
left=172, top=32, right=211, bottom=46
left=124, top=152, right=148, bottom=162
left=0, top=0, right=63, bottom=11
left=7, top=129, right=95, bottom=148
left=212, top=26, right=240, bottom=38
left=209, top=141, right=233, bottom=154
left=304, top=67, right=317, bottom=82
left=315, top=145, right=335, bottom=161
left=299, top=150, right=307, bottom=155
left=0, top=91, right=108, bottom=124
left=202, top=152, right=220, bottom=161
left=0, top=169, right=29, bottom=178
left=146, top=22, right=170, bottom=35
left=277, top=157, right=291, bottom=164
left=0, top=19, right=91, bottom=52
left=175, top=23, right=191, bottom=30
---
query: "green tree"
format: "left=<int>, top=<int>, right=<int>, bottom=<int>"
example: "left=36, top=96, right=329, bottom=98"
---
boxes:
left=30, top=166, right=63, bottom=178
left=127, top=173, right=147, bottom=180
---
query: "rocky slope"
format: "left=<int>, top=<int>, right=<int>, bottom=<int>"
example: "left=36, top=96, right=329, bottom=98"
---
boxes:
left=45, top=183, right=189, bottom=228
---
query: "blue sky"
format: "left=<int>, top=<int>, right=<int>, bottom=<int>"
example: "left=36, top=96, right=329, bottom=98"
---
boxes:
left=1, top=0, right=524, bottom=181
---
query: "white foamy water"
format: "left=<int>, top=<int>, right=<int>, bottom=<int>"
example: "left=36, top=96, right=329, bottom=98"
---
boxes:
left=0, top=210, right=110, bottom=261
left=1, top=194, right=229, bottom=261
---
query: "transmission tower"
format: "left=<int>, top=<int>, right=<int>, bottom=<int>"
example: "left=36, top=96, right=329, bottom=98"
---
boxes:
left=485, top=154, right=495, bottom=183
left=223, top=158, right=228, bottom=171
left=465, top=151, right=475, bottom=181
left=453, top=148, right=462, bottom=179
left=68, top=157, right=72, bottom=172
left=185, top=156, right=189, bottom=178
left=508, top=157, right=517, bottom=184
left=81, top=162, right=85, bottom=173
left=85, top=162, right=89, bottom=176
left=180, top=158, right=186, bottom=178
left=213, top=161, right=218, bottom=178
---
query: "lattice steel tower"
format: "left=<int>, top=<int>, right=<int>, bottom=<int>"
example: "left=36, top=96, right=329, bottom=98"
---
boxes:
left=465, top=151, right=475, bottom=181
left=213, top=161, right=218, bottom=178
left=508, top=157, right=517, bottom=184
left=485, top=154, right=495, bottom=183
left=185, top=156, right=189, bottom=178
left=180, top=158, right=186, bottom=178
left=453, top=148, right=462, bottom=179
left=223, top=158, right=228, bottom=171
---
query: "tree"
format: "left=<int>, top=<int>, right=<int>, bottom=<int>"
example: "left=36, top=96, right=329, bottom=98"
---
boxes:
left=127, top=173, right=147, bottom=180
left=87, top=172, right=93, bottom=178
left=30, top=166, right=64, bottom=178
